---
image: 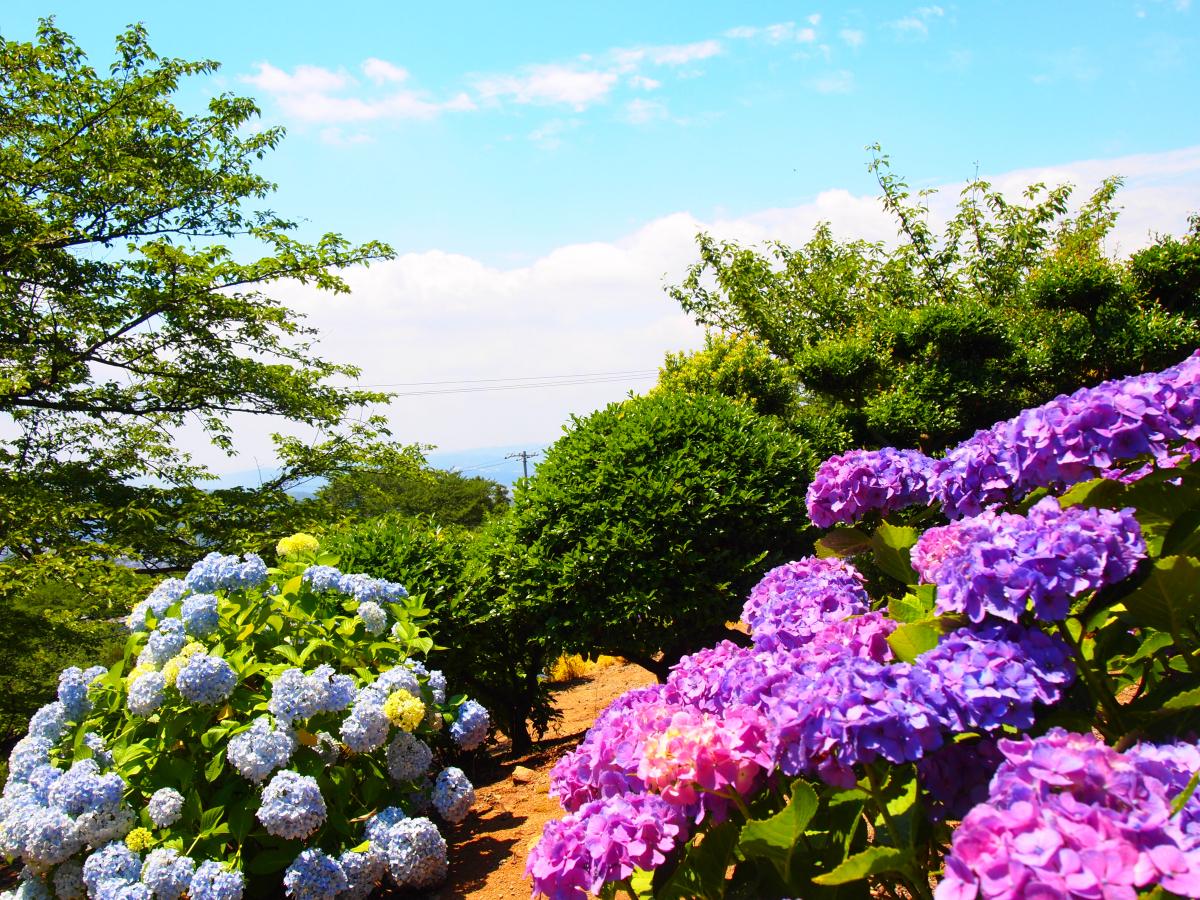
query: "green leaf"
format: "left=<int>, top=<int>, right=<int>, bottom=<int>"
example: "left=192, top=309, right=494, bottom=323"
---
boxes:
left=888, top=592, right=933, bottom=624
left=1122, top=556, right=1200, bottom=635
left=887, top=622, right=940, bottom=662
left=1163, top=686, right=1200, bottom=710
left=655, top=819, right=741, bottom=899
left=871, top=522, right=918, bottom=584
left=739, top=779, right=819, bottom=867
left=1172, top=768, right=1200, bottom=816
left=204, top=748, right=225, bottom=783
left=815, top=527, right=872, bottom=559
left=811, top=846, right=913, bottom=885
left=629, top=868, right=655, bottom=899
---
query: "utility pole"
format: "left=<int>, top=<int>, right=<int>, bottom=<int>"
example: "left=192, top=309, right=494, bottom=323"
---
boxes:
left=506, top=450, right=540, bottom=484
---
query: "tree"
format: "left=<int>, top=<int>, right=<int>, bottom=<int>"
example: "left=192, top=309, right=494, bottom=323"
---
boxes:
left=655, top=332, right=800, bottom=419
left=317, top=466, right=510, bottom=527
left=498, top=389, right=815, bottom=682
left=0, top=20, right=402, bottom=568
left=0, top=20, right=410, bottom=726
left=668, top=148, right=1200, bottom=452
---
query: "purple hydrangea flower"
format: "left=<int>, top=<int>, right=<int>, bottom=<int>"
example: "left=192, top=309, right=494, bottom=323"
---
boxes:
left=913, top=497, right=1146, bottom=622
left=937, top=730, right=1200, bottom=899
left=806, top=447, right=939, bottom=527
left=934, top=350, right=1200, bottom=518
left=742, top=557, right=870, bottom=651
left=526, top=793, right=690, bottom=898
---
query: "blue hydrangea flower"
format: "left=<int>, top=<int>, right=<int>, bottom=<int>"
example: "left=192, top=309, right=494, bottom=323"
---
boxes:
left=450, top=700, right=490, bottom=751
left=82, top=842, right=142, bottom=895
left=341, top=687, right=390, bottom=753
left=375, top=816, right=448, bottom=888
left=268, top=666, right=355, bottom=725
left=256, top=770, right=327, bottom=840
left=127, top=671, right=166, bottom=717
left=27, top=763, right=62, bottom=804
left=364, top=805, right=407, bottom=841
left=142, top=848, right=196, bottom=900
left=228, top=716, right=296, bottom=783
left=433, top=767, right=475, bottom=823
left=185, top=552, right=267, bottom=593
left=302, top=565, right=343, bottom=593
left=338, top=848, right=385, bottom=900
left=283, top=848, right=348, bottom=900
left=189, top=861, right=245, bottom=900
left=48, top=759, right=125, bottom=816
left=6, top=735, right=52, bottom=782
left=336, top=572, right=407, bottom=603
left=386, top=731, right=432, bottom=782
left=127, top=578, right=187, bottom=632
left=84, top=731, right=114, bottom=768
left=356, top=600, right=387, bottom=635
left=52, top=860, right=85, bottom=899
left=58, top=665, right=106, bottom=720
left=181, top=593, right=220, bottom=637
left=175, top=653, right=236, bottom=705
left=376, top=665, right=420, bottom=698
left=147, top=787, right=185, bottom=828
left=73, top=803, right=135, bottom=847
left=8, top=872, right=53, bottom=900
left=27, top=701, right=68, bottom=742
left=20, top=806, right=82, bottom=864
left=141, top=618, right=186, bottom=667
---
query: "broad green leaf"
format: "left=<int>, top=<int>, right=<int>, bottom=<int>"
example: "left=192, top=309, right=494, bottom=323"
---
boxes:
left=888, top=593, right=933, bottom=624
left=871, top=522, right=918, bottom=584
left=815, top=527, right=872, bottom=559
left=1163, top=686, right=1200, bottom=710
left=887, top=622, right=940, bottom=662
left=629, top=868, right=655, bottom=899
left=1122, top=556, right=1200, bottom=635
left=739, top=779, right=819, bottom=866
left=204, top=749, right=225, bottom=783
left=811, top=846, right=912, bottom=885
left=655, top=819, right=741, bottom=899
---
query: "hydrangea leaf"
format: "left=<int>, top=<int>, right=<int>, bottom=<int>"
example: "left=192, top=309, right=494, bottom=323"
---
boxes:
left=655, top=819, right=741, bottom=900
left=815, top=527, right=872, bottom=559
left=1122, top=556, right=1200, bottom=635
left=738, top=779, right=819, bottom=868
left=871, top=522, right=918, bottom=584
left=887, top=622, right=941, bottom=663
left=811, top=845, right=912, bottom=885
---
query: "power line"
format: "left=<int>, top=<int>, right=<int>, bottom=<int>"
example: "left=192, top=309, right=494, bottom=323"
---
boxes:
left=354, top=368, right=657, bottom=389
left=351, top=372, right=656, bottom=398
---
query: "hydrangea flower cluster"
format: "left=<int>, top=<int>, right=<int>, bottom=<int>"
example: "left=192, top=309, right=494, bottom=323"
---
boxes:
left=2, top=535, right=487, bottom=897
left=527, top=793, right=691, bottom=898
left=302, top=564, right=407, bottom=603
left=938, top=730, right=1200, bottom=899
left=184, top=552, right=268, bottom=593
left=450, top=699, right=490, bottom=750
left=538, top=551, right=1080, bottom=892
left=913, top=497, right=1146, bottom=622
left=256, top=770, right=327, bottom=840
left=937, top=349, right=1200, bottom=517
left=806, top=447, right=939, bottom=527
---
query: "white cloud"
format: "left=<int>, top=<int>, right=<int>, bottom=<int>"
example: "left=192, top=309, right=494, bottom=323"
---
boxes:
left=242, top=61, right=474, bottom=124
left=646, top=39, right=723, bottom=65
left=728, top=22, right=818, bottom=44
left=182, top=148, right=1200, bottom=472
left=361, top=58, right=409, bottom=84
left=528, top=118, right=580, bottom=150
left=624, top=98, right=668, bottom=124
left=810, top=70, right=855, bottom=93
left=475, top=65, right=619, bottom=110
left=629, top=74, right=662, bottom=90
left=840, top=28, right=865, bottom=48
left=892, top=5, right=945, bottom=37
left=807, top=13, right=822, bottom=26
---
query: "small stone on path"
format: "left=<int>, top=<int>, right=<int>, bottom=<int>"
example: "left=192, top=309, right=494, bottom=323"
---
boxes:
left=511, top=765, right=535, bottom=784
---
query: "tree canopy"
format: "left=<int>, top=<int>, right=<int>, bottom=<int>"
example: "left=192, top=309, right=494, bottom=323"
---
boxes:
left=0, top=20, right=404, bottom=574
left=496, top=389, right=815, bottom=681
left=668, top=148, right=1200, bottom=452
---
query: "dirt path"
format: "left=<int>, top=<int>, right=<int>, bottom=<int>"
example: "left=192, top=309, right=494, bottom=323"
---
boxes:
left=433, top=661, right=657, bottom=899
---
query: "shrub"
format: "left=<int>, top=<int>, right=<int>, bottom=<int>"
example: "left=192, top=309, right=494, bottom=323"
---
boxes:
left=0, top=535, right=490, bottom=897
left=529, top=349, right=1200, bottom=899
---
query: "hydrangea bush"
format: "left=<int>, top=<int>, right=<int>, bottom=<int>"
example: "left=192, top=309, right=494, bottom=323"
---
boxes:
left=529, top=349, right=1200, bottom=899
left=1, top=535, right=490, bottom=898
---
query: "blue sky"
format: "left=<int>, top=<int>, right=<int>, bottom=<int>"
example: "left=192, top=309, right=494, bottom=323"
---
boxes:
left=4, top=1, right=1200, bottom=471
